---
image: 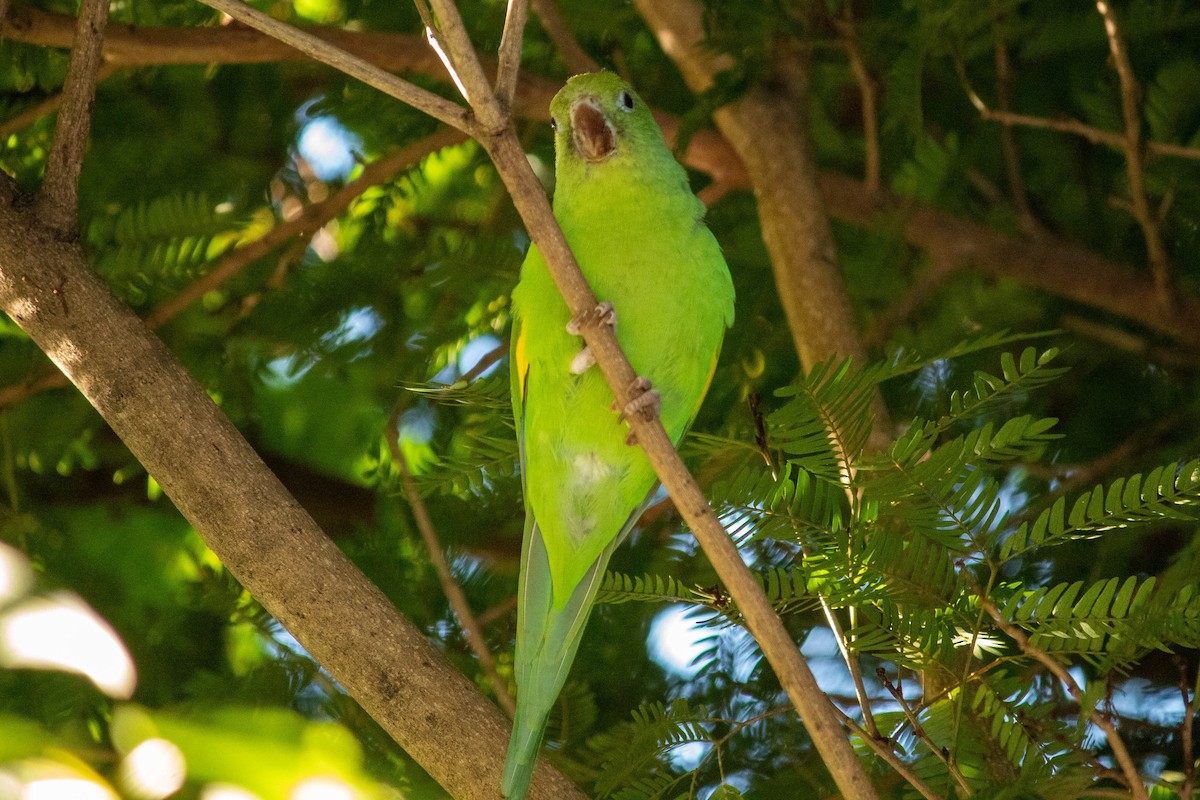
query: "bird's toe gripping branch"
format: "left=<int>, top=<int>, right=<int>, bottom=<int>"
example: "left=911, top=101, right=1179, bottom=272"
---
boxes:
left=567, top=301, right=617, bottom=375
left=617, top=377, right=661, bottom=446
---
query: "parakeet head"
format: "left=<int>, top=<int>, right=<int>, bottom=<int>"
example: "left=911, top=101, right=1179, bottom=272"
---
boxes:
left=548, top=72, right=671, bottom=176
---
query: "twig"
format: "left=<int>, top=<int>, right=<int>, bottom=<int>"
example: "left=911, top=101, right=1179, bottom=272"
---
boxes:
left=878, top=668, right=973, bottom=796
left=979, top=595, right=1148, bottom=800
left=0, top=369, right=68, bottom=411
left=990, top=15, right=1041, bottom=237
left=476, top=595, right=517, bottom=627
left=450, top=342, right=508, bottom=386
left=835, top=10, right=879, bottom=194
left=1179, top=657, right=1198, bottom=800
left=145, top=127, right=466, bottom=328
left=425, top=0, right=498, bottom=124
left=1095, top=0, right=1173, bottom=309
left=386, top=405, right=517, bottom=718
left=34, top=0, right=109, bottom=234
left=494, top=0, right=529, bottom=110
left=202, top=0, right=473, bottom=132
left=11, top=7, right=1200, bottom=345
left=0, top=63, right=119, bottom=140
left=972, top=106, right=1200, bottom=165
left=835, top=707, right=946, bottom=800
left=863, top=255, right=962, bottom=348
left=530, top=0, right=599, bottom=74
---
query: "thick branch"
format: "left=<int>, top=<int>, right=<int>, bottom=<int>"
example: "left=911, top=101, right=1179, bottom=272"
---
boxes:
left=34, top=0, right=108, bottom=234
left=530, top=0, right=599, bottom=74
left=636, top=0, right=863, bottom=374
left=819, top=170, right=1200, bottom=348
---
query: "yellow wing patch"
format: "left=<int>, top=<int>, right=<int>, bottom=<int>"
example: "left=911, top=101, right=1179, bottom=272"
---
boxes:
left=513, top=320, right=530, bottom=401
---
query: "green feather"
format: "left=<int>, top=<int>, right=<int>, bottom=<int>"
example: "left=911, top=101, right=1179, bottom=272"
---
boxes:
left=504, top=72, right=734, bottom=799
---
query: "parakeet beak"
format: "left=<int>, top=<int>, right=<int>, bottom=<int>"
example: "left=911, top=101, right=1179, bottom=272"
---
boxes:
left=570, top=97, right=617, bottom=163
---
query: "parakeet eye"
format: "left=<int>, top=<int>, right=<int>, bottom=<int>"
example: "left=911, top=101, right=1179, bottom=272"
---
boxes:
left=617, top=90, right=634, bottom=112
left=550, top=117, right=559, bottom=131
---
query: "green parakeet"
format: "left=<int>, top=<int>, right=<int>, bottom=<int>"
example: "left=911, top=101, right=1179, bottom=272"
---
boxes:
left=504, top=72, right=735, bottom=800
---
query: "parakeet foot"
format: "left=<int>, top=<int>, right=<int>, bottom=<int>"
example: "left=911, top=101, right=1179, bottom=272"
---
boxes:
left=617, top=377, right=661, bottom=445
left=567, top=301, right=617, bottom=375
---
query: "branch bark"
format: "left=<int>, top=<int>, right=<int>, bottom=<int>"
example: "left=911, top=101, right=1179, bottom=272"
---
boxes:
left=634, top=0, right=864, bottom=374
left=34, top=0, right=108, bottom=234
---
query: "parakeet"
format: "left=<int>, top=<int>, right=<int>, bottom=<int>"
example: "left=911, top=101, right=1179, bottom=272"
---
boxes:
left=504, top=72, right=735, bottom=800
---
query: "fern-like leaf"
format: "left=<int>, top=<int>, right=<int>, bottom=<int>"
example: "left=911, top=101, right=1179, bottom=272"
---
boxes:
left=1001, top=459, right=1200, bottom=560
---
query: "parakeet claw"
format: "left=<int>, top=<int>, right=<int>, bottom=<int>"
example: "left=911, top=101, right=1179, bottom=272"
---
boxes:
left=566, top=301, right=616, bottom=336
left=618, top=377, right=661, bottom=444
left=567, top=302, right=617, bottom=375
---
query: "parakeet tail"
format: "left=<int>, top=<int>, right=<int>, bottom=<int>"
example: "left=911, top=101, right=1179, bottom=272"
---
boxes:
left=502, top=518, right=616, bottom=800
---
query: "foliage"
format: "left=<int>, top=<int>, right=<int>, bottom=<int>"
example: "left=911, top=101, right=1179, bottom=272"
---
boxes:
left=2, top=0, right=1200, bottom=799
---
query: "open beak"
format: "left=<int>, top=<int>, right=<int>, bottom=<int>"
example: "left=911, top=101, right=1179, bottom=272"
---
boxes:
left=570, top=97, right=617, bottom=163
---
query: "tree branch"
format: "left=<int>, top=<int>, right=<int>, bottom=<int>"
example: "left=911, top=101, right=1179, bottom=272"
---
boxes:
left=495, top=0, right=529, bottom=110
left=836, top=8, right=879, bottom=194
left=835, top=707, right=946, bottom=800
left=1095, top=0, right=1173, bottom=309
left=200, top=0, right=475, bottom=133
left=979, top=596, right=1148, bottom=800
left=530, top=0, right=599, bottom=74
left=386, top=405, right=517, bottom=719
left=990, top=18, right=1041, bottom=237
left=636, top=0, right=865, bottom=376
left=34, top=0, right=108, bottom=234
left=188, top=3, right=878, bottom=798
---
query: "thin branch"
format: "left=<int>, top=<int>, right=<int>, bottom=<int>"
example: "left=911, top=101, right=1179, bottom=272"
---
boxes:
left=425, top=0, right=499, bottom=125
left=990, top=17, right=1041, bottom=237
left=1096, top=0, right=1173, bottom=309
left=835, top=9, right=879, bottom=193
left=1178, top=656, right=1197, bottom=800
left=0, top=369, right=68, bottom=410
left=495, top=0, right=529, bottom=110
left=878, top=669, right=973, bottom=796
left=34, top=0, right=108, bottom=234
left=530, top=0, right=599, bottom=74
left=196, top=0, right=474, bottom=133
left=476, top=595, right=518, bottom=627
left=979, top=596, right=1149, bottom=800
left=0, top=63, right=119, bottom=140
left=451, top=342, right=509, bottom=386
left=145, top=126, right=466, bottom=328
left=386, top=406, right=517, bottom=718
left=835, top=707, right=946, bottom=800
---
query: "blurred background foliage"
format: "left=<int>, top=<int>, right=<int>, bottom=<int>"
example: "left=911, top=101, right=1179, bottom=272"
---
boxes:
left=1, top=0, right=1200, bottom=798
